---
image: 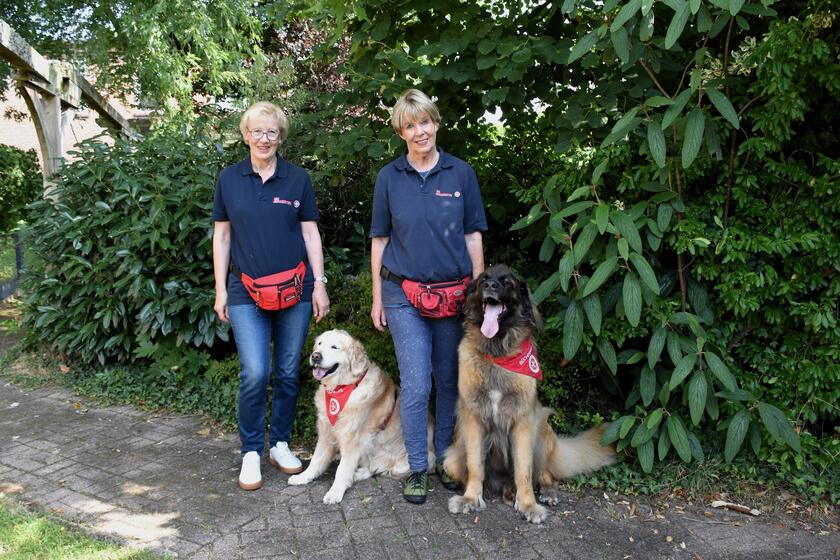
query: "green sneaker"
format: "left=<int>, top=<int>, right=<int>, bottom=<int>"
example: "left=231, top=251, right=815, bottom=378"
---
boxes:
left=403, top=471, right=428, bottom=504
left=435, top=459, right=463, bottom=492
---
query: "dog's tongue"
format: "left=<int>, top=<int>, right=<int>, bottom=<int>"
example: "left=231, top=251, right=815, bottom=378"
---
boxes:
left=481, top=304, right=504, bottom=338
left=312, top=367, right=329, bottom=380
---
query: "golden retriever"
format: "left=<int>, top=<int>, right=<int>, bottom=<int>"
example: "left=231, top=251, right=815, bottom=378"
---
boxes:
left=288, top=329, right=434, bottom=503
left=444, top=264, right=616, bottom=523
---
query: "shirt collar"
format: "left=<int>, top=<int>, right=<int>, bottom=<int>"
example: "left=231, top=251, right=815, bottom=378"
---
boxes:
left=393, top=147, right=454, bottom=172
left=237, top=155, right=288, bottom=179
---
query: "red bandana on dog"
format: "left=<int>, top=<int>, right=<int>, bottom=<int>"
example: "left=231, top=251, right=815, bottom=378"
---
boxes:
left=487, top=339, right=542, bottom=380
left=324, top=370, right=367, bottom=426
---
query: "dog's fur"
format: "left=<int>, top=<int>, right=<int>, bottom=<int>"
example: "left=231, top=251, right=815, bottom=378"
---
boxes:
left=444, top=265, right=616, bottom=523
left=288, top=329, right=434, bottom=503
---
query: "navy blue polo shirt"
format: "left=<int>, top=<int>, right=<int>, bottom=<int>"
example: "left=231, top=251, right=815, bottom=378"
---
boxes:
left=213, top=156, right=320, bottom=306
left=370, top=148, right=487, bottom=306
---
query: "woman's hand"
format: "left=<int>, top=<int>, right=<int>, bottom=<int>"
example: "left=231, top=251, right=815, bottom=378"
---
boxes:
left=371, top=299, right=388, bottom=331
left=312, top=283, right=330, bottom=323
left=214, top=289, right=229, bottom=323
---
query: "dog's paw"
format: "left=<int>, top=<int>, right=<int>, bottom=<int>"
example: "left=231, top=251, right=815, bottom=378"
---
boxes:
left=287, top=473, right=313, bottom=486
left=448, top=494, right=486, bottom=515
left=322, top=487, right=346, bottom=504
left=515, top=501, right=548, bottom=524
left=353, top=467, right=372, bottom=482
left=538, top=488, right=562, bottom=506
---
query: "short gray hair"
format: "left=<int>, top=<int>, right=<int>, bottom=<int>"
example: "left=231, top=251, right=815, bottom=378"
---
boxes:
left=390, top=89, right=441, bottom=133
left=239, top=101, right=289, bottom=141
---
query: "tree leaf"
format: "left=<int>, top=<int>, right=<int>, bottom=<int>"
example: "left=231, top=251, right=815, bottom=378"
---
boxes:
left=581, top=257, right=618, bottom=298
left=623, top=272, right=642, bottom=327
left=557, top=200, right=596, bottom=219
left=573, top=222, right=599, bottom=264
left=563, top=300, right=584, bottom=359
left=598, top=337, right=618, bottom=374
left=725, top=408, right=751, bottom=462
left=619, top=415, right=637, bottom=438
left=705, top=87, right=740, bottom=129
left=681, top=107, right=705, bottom=169
left=658, top=428, right=671, bottom=460
left=568, top=28, right=600, bottom=64
left=657, top=202, right=673, bottom=232
left=704, top=350, right=738, bottom=391
left=637, top=439, right=654, bottom=473
left=532, top=271, right=562, bottom=305
left=582, top=293, right=602, bottom=335
left=667, top=414, right=692, bottom=462
left=640, top=364, right=656, bottom=406
left=611, top=0, right=642, bottom=32
left=595, top=204, right=610, bottom=234
left=601, top=107, right=641, bottom=147
left=600, top=417, right=625, bottom=445
left=510, top=203, right=546, bottom=231
left=662, top=89, right=692, bottom=130
left=757, top=402, right=801, bottom=452
left=629, top=253, right=660, bottom=295
left=688, top=371, right=708, bottom=425
left=611, top=27, right=630, bottom=65
left=610, top=211, right=643, bottom=253
left=665, top=2, right=690, bottom=49
left=669, top=352, right=697, bottom=390
left=631, top=418, right=657, bottom=447
left=558, top=250, right=575, bottom=292
left=647, top=120, right=666, bottom=168
left=749, top=421, right=762, bottom=456
left=729, top=0, right=745, bottom=16
left=648, top=325, right=666, bottom=368
left=666, top=329, right=683, bottom=364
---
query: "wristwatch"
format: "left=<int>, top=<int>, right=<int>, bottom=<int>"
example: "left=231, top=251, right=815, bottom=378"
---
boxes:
left=314, top=275, right=328, bottom=285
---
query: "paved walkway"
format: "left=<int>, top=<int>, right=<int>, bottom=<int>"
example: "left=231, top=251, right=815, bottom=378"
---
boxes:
left=0, top=380, right=837, bottom=559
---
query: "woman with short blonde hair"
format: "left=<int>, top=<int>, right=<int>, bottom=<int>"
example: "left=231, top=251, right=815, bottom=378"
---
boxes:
left=371, top=88, right=487, bottom=504
left=239, top=101, right=290, bottom=142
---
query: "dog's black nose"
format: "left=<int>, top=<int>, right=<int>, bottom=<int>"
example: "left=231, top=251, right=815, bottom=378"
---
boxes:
left=483, top=278, right=499, bottom=290
left=310, top=352, right=322, bottom=365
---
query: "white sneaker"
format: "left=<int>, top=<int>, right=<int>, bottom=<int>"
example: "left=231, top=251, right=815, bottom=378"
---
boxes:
left=269, top=442, right=304, bottom=474
left=238, top=451, right=262, bottom=490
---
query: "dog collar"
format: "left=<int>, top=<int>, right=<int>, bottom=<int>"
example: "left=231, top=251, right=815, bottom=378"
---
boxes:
left=486, top=339, right=542, bottom=381
left=323, top=369, right=367, bottom=426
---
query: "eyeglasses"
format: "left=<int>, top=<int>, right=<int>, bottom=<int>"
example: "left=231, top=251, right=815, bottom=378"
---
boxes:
left=249, top=129, right=280, bottom=141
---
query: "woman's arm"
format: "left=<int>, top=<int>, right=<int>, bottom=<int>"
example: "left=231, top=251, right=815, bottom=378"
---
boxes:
left=302, top=221, right=330, bottom=323
left=213, top=221, right=232, bottom=322
left=464, top=231, right=485, bottom=279
left=370, top=236, right=389, bottom=331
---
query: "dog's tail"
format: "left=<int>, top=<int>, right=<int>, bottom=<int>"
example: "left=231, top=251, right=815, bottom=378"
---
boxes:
left=545, top=416, right=617, bottom=480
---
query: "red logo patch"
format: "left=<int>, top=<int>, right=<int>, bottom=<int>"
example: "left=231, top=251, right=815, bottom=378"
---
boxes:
left=273, top=197, right=292, bottom=206
left=435, top=189, right=453, bottom=197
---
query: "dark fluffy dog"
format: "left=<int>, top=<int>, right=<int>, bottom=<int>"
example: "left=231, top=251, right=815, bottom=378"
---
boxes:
left=444, top=264, right=615, bottom=523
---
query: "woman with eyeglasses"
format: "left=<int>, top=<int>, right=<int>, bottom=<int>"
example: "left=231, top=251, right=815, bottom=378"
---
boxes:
left=212, top=101, right=330, bottom=490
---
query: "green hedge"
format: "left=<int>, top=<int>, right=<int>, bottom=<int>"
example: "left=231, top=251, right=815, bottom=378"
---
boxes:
left=22, top=125, right=239, bottom=364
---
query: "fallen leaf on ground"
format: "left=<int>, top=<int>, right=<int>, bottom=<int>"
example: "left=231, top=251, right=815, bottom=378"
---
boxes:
left=711, top=500, right=760, bottom=516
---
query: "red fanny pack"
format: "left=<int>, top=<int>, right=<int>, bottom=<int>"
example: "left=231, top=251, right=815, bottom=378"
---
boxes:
left=237, top=261, right=306, bottom=311
left=402, top=277, right=470, bottom=318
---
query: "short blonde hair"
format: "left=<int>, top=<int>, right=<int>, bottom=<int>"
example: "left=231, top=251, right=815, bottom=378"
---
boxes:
left=390, top=89, right=441, bottom=133
left=239, top=101, right=289, bottom=141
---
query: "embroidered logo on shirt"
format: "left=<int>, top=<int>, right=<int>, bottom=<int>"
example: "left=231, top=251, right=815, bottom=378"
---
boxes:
left=454, top=191, right=461, bottom=198
left=273, top=197, right=292, bottom=206
left=293, top=200, right=300, bottom=208
left=435, top=189, right=453, bottom=197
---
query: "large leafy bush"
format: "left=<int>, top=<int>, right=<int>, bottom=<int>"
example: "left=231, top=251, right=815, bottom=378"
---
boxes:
left=22, top=125, right=241, bottom=364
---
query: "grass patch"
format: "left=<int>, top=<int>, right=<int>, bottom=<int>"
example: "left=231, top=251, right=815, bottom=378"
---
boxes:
left=0, top=495, right=160, bottom=559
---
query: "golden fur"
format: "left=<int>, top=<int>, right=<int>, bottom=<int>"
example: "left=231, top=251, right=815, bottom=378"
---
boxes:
left=444, top=265, right=616, bottom=523
left=288, top=329, right=433, bottom=503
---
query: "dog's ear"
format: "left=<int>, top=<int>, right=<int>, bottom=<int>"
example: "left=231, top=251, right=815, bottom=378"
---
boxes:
left=346, top=335, right=369, bottom=378
left=464, top=272, right=484, bottom=323
left=515, top=270, right=543, bottom=331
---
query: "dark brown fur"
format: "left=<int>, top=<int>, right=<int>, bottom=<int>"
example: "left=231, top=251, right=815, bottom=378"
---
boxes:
left=444, top=265, right=615, bottom=523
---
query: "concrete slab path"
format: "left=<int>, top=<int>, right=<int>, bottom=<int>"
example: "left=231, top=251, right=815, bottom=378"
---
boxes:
left=0, top=381, right=837, bottom=559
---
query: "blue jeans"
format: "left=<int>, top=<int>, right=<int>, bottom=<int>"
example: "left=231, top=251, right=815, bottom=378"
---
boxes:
left=228, top=302, right=312, bottom=455
left=385, top=305, right=462, bottom=472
